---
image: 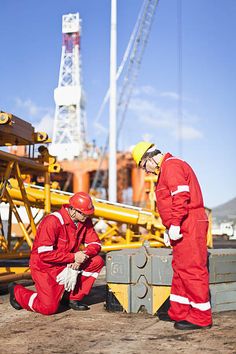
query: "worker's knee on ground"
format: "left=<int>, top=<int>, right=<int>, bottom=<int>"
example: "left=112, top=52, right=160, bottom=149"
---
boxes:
left=41, top=303, right=59, bottom=316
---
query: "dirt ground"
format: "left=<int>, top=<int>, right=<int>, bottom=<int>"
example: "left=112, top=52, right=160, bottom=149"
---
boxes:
left=1, top=271, right=236, bottom=354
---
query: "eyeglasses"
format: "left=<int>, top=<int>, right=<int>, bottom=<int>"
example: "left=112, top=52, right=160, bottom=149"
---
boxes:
left=74, top=208, right=87, bottom=217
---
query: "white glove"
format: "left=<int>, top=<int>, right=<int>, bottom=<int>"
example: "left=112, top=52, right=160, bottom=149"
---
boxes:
left=168, top=225, right=183, bottom=241
left=64, top=268, right=80, bottom=292
left=56, top=267, right=70, bottom=285
left=163, top=231, right=171, bottom=247
left=56, top=267, right=80, bottom=292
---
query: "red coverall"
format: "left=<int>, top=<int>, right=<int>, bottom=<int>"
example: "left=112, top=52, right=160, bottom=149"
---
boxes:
left=155, top=153, right=212, bottom=326
left=14, top=204, right=104, bottom=315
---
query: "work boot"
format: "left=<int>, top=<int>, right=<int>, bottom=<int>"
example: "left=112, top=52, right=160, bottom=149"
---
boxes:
left=174, top=320, right=212, bottom=330
left=8, top=282, right=22, bottom=310
left=158, top=312, right=174, bottom=322
left=68, top=300, right=90, bottom=311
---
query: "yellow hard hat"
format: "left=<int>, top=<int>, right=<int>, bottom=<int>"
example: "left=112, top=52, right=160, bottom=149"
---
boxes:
left=132, top=141, right=154, bottom=166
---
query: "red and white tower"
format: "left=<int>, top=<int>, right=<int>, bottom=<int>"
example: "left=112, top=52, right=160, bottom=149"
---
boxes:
left=50, top=13, right=86, bottom=160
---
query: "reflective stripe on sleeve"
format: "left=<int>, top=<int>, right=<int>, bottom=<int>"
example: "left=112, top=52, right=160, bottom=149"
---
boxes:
left=28, top=293, right=37, bottom=311
left=51, top=212, right=64, bottom=225
left=38, top=245, right=53, bottom=253
left=84, top=242, right=101, bottom=247
left=81, top=271, right=99, bottom=279
left=171, top=185, right=190, bottom=196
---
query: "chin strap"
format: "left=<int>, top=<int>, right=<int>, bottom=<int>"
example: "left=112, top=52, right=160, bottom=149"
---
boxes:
left=154, top=155, right=164, bottom=177
left=154, top=168, right=161, bottom=176
left=155, top=155, right=164, bottom=171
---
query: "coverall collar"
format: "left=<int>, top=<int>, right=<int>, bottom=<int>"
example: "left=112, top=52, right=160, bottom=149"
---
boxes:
left=162, top=152, right=173, bottom=165
left=157, top=153, right=173, bottom=176
left=60, top=204, right=77, bottom=228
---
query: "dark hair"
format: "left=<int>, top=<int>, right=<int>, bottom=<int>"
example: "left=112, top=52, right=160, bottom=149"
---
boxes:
left=142, top=149, right=161, bottom=160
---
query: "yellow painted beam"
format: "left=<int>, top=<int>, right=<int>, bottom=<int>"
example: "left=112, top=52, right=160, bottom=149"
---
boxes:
left=152, top=285, right=171, bottom=315
left=107, top=283, right=129, bottom=312
left=0, top=267, right=30, bottom=274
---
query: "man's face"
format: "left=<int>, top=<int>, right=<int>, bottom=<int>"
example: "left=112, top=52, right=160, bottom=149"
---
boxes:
left=70, top=207, right=89, bottom=223
left=140, top=156, right=157, bottom=174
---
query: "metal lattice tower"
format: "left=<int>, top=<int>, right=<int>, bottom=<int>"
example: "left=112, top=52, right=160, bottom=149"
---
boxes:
left=50, top=13, right=86, bottom=160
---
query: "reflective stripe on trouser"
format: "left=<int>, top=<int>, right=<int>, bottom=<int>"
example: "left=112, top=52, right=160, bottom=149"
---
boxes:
left=14, top=266, right=65, bottom=315
left=168, top=271, right=212, bottom=326
left=168, top=214, right=212, bottom=327
left=14, top=255, right=104, bottom=315
left=69, top=255, right=104, bottom=301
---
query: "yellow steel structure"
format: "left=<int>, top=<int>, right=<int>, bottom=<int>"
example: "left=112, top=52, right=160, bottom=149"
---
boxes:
left=0, top=112, right=60, bottom=282
left=1, top=178, right=213, bottom=255
left=0, top=112, right=212, bottom=283
left=1, top=178, right=166, bottom=255
left=0, top=177, right=166, bottom=281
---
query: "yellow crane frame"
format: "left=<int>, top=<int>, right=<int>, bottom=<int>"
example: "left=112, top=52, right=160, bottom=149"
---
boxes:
left=0, top=112, right=212, bottom=284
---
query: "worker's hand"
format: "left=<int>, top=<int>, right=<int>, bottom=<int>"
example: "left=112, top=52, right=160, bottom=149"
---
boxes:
left=68, top=262, right=81, bottom=270
left=74, top=251, right=89, bottom=265
left=163, top=231, right=171, bottom=247
left=168, top=225, right=182, bottom=241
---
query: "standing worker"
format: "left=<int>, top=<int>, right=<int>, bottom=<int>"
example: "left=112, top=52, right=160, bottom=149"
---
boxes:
left=132, top=142, right=212, bottom=330
left=9, top=192, right=104, bottom=315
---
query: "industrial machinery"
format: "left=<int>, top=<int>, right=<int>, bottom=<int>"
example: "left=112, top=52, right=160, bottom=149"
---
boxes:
left=0, top=111, right=166, bottom=284
left=106, top=246, right=236, bottom=315
left=0, top=112, right=212, bottom=285
left=1, top=178, right=166, bottom=254
left=0, top=177, right=166, bottom=283
left=0, top=111, right=61, bottom=283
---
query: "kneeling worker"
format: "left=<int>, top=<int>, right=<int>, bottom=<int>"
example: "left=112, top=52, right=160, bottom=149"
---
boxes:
left=132, top=142, right=212, bottom=330
left=9, top=192, right=104, bottom=315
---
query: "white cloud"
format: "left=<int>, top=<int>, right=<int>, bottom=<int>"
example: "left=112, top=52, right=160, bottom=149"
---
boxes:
left=171, top=125, right=203, bottom=140
left=15, top=97, right=52, bottom=117
left=129, top=97, right=175, bottom=128
left=93, top=121, right=108, bottom=135
left=129, top=95, right=203, bottom=141
left=14, top=97, right=55, bottom=139
left=160, top=91, right=180, bottom=100
left=34, top=113, right=54, bottom=139
left=142, top=133, right=154, bottom=142
left=133, top=85, right=158, bottom=97
left=133, top=85, right=192, bottom=103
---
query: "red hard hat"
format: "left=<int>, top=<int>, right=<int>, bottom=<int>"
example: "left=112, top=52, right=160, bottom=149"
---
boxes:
left=69, top=192, right=95, bottom=215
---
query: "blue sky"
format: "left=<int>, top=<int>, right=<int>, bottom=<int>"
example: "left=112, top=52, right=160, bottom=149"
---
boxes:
left=0, top=0, right=235, bottom=208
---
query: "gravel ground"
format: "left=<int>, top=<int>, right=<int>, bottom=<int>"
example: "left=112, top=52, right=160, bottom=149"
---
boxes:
left=1, top=274, right=236, bottom=354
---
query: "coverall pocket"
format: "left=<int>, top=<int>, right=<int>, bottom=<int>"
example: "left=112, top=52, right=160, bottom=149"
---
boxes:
left=57, top=236, right=68, bottom=249
left=193, top=219, right=209, bottom=266
left=195, top=220, right=209, bottom=240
